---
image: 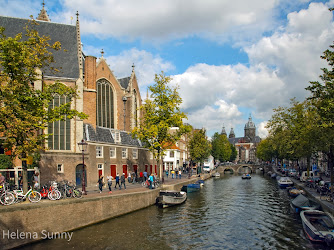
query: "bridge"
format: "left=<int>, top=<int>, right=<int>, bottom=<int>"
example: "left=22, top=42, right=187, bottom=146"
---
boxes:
left=217, top=164, right=269, bottom=174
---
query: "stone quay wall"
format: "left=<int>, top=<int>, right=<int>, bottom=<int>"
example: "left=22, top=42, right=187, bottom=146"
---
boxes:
left=0, top=175, right=208, bottom=249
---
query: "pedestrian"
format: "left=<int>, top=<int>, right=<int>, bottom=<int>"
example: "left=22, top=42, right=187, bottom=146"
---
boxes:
left=33, top=172, right=39, bottom=190
left=0, top=172, right=5, bottom=187
left=107, top=175, right=113, bottom=194
left=98, top=175, right=104, bottom=193
left=143, top=171, right=148, bottom=181
left=139, top=171, right=144, bottom=183
left=128, top=173, right=132, bottom=183
left=179, top=169, right=182, bottom=179
left=149, top=174, right=154, bottom=189
left=120, top=173, right=126, bottom=189
left=18, top=172, right=23, bottom=189
left=115, top=173, right=121, bottom=189
left=176, top=170, right=178, bottom=179
left=132, top=172, right=136, bottom=184
left=166, top=170, right=169, bottom=178
left=171, top=170, right=175, bottom=179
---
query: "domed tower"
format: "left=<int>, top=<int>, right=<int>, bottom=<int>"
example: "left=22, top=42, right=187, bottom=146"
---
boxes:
left=244, top=114, right=256, bottom=139
left=229, top=128, right=235, bottom=138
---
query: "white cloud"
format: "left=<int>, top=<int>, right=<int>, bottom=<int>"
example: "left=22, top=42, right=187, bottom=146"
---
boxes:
left=59, top=0, right=279, bottom=43
left=257, top=121, right=269, bottom=138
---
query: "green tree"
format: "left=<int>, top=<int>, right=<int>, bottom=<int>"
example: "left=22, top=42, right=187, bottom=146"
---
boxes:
left=189, top=129, right=211, bottom=170
left=0, top=155, right=13, bottom=169
left=132, top=72, right=190, bottom=179
left=229, top=144, right=237, bottom=162
left=306, top=40, right=334, bottom=184
left=211, top=132, right=232, bottom=162
left=0, top=20, right=87, bottom=191
left=256, top=137, right=276, bottom=162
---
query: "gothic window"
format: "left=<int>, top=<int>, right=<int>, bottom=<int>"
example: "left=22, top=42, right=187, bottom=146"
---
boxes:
left=97, top=79, right=114, bottom=128
left=48, top=95, right=71, bottom=150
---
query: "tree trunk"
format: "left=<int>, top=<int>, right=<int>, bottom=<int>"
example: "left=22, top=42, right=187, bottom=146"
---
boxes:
left=22, top=159, right=28, bottom=193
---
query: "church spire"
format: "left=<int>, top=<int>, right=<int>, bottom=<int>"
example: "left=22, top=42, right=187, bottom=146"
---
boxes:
left=76, top=11, right=83, bottom=79
left=221, top=125, right=227, bottom=136
left=36, top=1, right=51, bottom=22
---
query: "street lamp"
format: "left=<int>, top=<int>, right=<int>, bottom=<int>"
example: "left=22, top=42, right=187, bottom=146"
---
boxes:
left=78, top=139, right=88, bottom=195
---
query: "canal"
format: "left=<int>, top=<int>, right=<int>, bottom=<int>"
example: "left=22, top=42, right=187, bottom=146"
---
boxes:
left=23, top=173, right=326, bottom=249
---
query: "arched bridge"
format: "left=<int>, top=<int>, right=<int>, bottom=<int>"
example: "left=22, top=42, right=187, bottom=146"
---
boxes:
left=217, top=164, right=263, bottom=174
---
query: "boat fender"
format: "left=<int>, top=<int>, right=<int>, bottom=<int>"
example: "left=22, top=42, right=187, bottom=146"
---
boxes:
left=325, top=234, right=334, bottom=247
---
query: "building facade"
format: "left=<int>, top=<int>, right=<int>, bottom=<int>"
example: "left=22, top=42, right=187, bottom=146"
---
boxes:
left=0, top=5, right=154, bottom=188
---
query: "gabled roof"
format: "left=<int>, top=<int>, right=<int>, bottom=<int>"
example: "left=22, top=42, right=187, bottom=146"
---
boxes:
left=118, top=77, right=131, bottom=89
left=0, top=16, right=79, bottom=79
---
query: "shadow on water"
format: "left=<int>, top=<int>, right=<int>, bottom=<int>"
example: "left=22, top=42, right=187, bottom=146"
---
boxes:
left=21, top=174, right=332, bottom=250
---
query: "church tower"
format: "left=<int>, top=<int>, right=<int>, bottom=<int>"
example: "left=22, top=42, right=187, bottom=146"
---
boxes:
left=244, top=114, right=256, bottom=139
left=36, top=1, right=51, bottom=22
left=229, top=128, right=235, bottom=138
left=221, top=125, right=227, bottom=136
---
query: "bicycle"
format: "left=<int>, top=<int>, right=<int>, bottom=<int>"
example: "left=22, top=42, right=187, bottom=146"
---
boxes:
left=48, top=181, right=61, bottom=200
left=0, top=183, right=15, bottom=206
left=11, top=187, right=41, bottom=203
left=58, top=181, right=82, bottom=199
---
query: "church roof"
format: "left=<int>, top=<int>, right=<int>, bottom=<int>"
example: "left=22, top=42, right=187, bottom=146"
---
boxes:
left=0, top=16, right=79, bottom=79
left=118, top=77, right=131, bottom=89
left=245, top=115, right=256, bottom=129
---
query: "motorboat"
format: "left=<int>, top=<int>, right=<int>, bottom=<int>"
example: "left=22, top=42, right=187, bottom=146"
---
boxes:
left=213, top=172, right=221, bottom=177
left=156, top=190, right=187, bottom=208
left=277, top=177, right=293, bottom=188
left=290, top=194, right=321, bottom=213
left=300, top=209, right=334, bottom=247
left=241, top=174, right=251, bottom=179
left=181, top=183, right=201, bottom=193
left=196, top=180, right=204, bottom=186
left=287, top=187, right=305, bottom=197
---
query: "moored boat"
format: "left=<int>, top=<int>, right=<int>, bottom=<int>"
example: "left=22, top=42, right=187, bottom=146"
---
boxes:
left=185, top=183, right=201, bottom=193
left=156, top=190, right=187, bottom=208
left=290, top=194, right=321, bottom=213
left=277, top=177, right=293, bottom=188
left=213, top=172, right=221, bottom=177
left=287, top=187, right=305, bottom=197
left=196, top=180, right=204, bottom=186
left=300, top=210, right=334, bottom=247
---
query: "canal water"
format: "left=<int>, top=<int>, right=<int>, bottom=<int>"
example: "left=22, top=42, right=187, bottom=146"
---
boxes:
left=24, top=173, right=327, bottom=250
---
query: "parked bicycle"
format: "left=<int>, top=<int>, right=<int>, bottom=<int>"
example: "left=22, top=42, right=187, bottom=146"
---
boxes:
left=58, top=180, right=82, bottom=199
left=0, top=183, right=15, bottom=206
left=47, top=181, right=61, bottom=200
left=11, top=187, right=41, bottom=203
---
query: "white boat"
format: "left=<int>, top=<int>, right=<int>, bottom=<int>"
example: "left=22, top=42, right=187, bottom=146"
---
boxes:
left=156, top=190, right=187, bottom=208
left=213, top=172, right=221, bottom=177
left=277, top=177, right=294, bottom=188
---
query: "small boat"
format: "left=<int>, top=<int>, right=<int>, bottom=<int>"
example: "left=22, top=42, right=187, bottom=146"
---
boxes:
left=300, top=210, right=334, bottom=247
left=241, top=174, right=251, bottom=179
left=287, top=187, right=305, bottom=197
left=213, top=172, right=220, bottom=177
left=185, top=183, right=201, bottom=193
left=196, top=180, right=204, bottom=186
left=277, top=177, right=293, bottom=188
left=271, top=173, right=277, bottom=179
left=290, top=194, right=321, bottom=213
left=156, top=190, right=187, bottom=208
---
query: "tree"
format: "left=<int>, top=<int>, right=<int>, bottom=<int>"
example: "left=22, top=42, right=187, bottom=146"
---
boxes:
left=306, top=40, right=334, bottom=185
left=0, top=155, right=13, bottom=169
left=132, top=72, right=190, bottom=180
left=229, top=144, right=237, bottom=162
left=0, top=19, right=87, bottom=191
left=188, top=129, right=211, bottom=171
left=211, top=132, right=232, bottom=162
left=256, top=137, right=276, bottom=162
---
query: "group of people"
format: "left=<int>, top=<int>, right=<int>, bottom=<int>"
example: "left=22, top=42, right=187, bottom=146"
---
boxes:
left=165, top=169, right=182, bottom=179
left=97, top=173, right=127, bottom=194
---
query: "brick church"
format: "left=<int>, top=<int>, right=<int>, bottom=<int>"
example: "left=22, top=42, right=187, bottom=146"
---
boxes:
left=0, top=4, right=155, bottom=188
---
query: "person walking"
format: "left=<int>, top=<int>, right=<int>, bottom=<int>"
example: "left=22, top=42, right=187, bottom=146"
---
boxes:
left=115, top=173, right=121, bottom=189
left=107, top=175, right=113, bottom=194
left=179, top=169, right=182, bottom=179
left=171, top=170, right=175, bottom=179
left=149, top=174, right=154, bottom=189
left=98, top=175, right=104, bottom=193
left=139, top=171, right=144, bottom=183
left=120, top=173, right=126, bottom=189
left=33, top=172, right=39, bottom=190
left=143, top=171, right=148, bottom=181
left=128, top=173, right=132, bottom=183
left=165, top=170, right=168, bottom=178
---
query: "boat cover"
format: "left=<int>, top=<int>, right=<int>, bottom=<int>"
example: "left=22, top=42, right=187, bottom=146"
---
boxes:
left=291, top=194, right=312, bottom=208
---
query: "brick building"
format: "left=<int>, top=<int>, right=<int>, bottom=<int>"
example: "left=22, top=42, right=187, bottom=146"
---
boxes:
left=0, top=5, right=154, bottom=188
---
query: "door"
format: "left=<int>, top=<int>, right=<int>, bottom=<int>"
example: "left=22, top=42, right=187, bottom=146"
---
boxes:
left=150, top=165, right=153, bottom=174
left=110, top=165, right=116, bottom=178
left=145, top=165, right=148, bottom=172
left=133, top=165, right=138, bottom=173
left=122, top=165, right=127, bottom=177
left=98, top=169, right=102, bottom=177
left=76, top=164, right=87, bottom=187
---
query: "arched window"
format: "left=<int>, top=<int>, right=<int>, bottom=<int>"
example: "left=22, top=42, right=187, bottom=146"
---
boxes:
left=48, top=95, right=71, bottom=150
left=97, top=79, right=114, bottom=128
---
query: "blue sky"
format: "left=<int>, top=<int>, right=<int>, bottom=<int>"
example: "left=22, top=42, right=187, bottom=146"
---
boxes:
left=1, top=0, right=333, bottom=139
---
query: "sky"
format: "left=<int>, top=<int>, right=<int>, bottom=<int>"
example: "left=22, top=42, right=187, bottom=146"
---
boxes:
left=1, top=0, right=333, bottom=139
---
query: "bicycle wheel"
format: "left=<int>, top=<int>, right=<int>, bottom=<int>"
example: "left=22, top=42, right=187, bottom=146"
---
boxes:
left=72, top=189, right=82, bottom=199
left=141, top=181, right=147, bottom=187
left=0, top=192, right=15, bottom=205
left=48, top=190, right=59, bottom=200
left=28, top=190, right=41, bottom=203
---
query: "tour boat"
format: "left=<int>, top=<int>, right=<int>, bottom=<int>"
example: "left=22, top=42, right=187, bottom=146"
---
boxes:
left=300, top=210, right=334, bottom=247
left=241, top=174, right=251, bottom=179
left=156, top=190, right=187, bottom=208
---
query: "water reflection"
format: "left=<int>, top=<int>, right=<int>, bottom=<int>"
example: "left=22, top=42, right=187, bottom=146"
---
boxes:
left=24, top=174, right=327, bottom=250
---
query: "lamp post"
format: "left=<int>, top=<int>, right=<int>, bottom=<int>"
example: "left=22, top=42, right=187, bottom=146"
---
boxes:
left=78, top=139, right=88, bottom=195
